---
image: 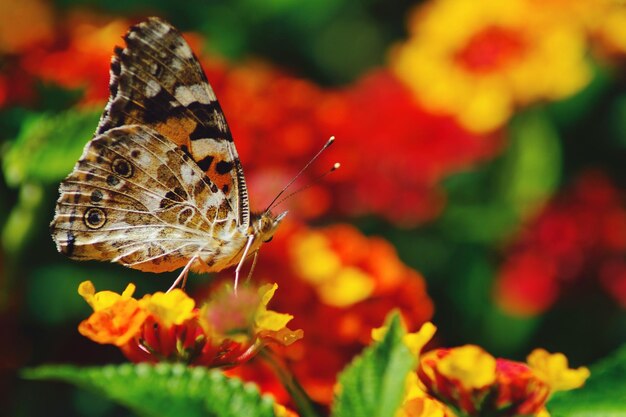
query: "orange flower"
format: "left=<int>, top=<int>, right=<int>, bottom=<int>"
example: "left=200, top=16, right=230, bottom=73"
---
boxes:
left=227, top=221, right=434, bottom=405
left=77, top=281, right=146, bottom=346
left=0, top=0, right=54, bottom=54
left=78, top=281, right=302, bottom=367
left=21, top=14, right=130, bottom=104
left=391, top=0, right=591, bottom=132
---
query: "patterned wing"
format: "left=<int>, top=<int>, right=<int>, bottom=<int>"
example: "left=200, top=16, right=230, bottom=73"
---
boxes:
left=97, top=17, right=250, bottom=227
left=50, top=125, right=240, bottom=272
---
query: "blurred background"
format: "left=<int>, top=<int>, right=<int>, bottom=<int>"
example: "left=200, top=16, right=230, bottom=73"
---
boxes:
left=2, top=0, right=626, bottom=415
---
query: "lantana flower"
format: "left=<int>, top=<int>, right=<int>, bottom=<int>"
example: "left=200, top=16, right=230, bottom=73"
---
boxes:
left=226, top=221, right=434, bottom=404
left=391, top=0, right=591, bottom=133
left=381, top=321, right=589, bottom=417
left=78, top=281, right=302, bottom=368
left=417, top=344, right=589, bottom=416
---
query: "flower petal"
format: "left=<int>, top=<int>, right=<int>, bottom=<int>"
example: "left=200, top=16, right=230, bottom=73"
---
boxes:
left=437, top=345, right=497, bottom=389
left=139, top=289, right=196, bottom=326
left=527, top=348, right=590, bottom=392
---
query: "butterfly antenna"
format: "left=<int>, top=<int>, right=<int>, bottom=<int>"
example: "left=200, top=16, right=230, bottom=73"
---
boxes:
left=269, top=163, right=340, bottom=210
left=264, top=136, right=336, bottom=212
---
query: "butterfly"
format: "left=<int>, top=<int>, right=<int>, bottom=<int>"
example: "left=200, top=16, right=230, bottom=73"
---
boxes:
left=50, top=17, right=287, bottom=290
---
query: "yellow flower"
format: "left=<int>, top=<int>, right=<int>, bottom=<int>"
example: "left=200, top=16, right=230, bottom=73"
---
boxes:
left=396, top=373, right=455, bottom=417
left=527, top=348, right=590, bottom=392
left=371, top=322, right=450, bottom=417
left=255, top=283, right=294, bottom=331
left=291, top=231, right=375, bottom=307
left=391, top=0, right=591, bottom=132
left=78, top=280, right=136, bottom=311
left=404, top=322, right=437, bottom=358
left=138, top=289, right=196, bottom=327
left=372, top=321, right=437, bottom=358
left=273, top=403, right=299, bottom=417
left=435, top=345, right=497, bottom=389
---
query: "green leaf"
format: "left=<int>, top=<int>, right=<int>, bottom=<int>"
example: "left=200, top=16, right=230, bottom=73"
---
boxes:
left=331, top=312, right=415, bottom=417
left=3, top=108, right=101, bottom=187
left=23, top=363, right=277, bottom=417
left=547, top=344, right=626, bottom=417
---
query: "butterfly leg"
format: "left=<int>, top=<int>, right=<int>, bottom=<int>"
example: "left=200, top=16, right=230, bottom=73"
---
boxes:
left=167, top=255, right=197, bottom=292
left=245, top=250, right=259, bottom=284
left=234, top=235, right=255, bottom=295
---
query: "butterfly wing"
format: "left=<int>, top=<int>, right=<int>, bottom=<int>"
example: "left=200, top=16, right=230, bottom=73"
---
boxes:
left=51, top=125, right=241, bottom=272
left=97, top=17, right=250, bottom=228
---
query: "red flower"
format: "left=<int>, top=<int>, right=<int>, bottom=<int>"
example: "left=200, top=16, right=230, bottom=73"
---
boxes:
left=209, top=62, right=502, bottom=225
left=496, top=171, right=626, bottom=314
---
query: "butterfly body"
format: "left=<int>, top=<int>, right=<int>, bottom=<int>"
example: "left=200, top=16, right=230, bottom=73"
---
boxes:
left=50, top=18, right=284, bottom=277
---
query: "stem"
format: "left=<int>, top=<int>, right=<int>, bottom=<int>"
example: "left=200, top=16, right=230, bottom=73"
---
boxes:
left=261, top=349, right=321, bottom=417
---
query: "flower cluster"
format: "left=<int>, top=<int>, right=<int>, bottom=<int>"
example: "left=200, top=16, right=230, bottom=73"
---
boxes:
left=78, top=281, right=303, bottom=367
left=391, top=0, right=593, bottom=133
left=391, top=323, right=589, bottom=417
left=211, top=64, right=502, bottom=225
left=225, top=221, right=434, bottom=404
left=496, top=171, right=626, bottom=315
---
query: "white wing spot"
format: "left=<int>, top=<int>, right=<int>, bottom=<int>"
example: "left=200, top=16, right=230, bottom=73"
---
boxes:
left=180, top=163, right=194, bottom=185
left=191, top=138, right=229, bottom=159
left=145, top=79, right=161, bottom=98
left=174, top=84, right=213, bottom=106
left=175, top=42, right=194, bottom=59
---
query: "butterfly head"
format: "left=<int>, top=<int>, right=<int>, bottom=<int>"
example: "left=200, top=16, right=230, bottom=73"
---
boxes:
left=252, top=210, right=288, bottom=243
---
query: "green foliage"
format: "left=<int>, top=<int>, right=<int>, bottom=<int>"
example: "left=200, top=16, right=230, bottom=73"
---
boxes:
left=23, top=363, right=277, bottom=417
left=3, top=108, right=100, bottom=187
left=548, top=344, right=626, bottom=417
left=331, top=312, right=415, bottom=417
left=1, top=183, right=44, bottom=256
left=500, top=108, right=562, bottom=218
